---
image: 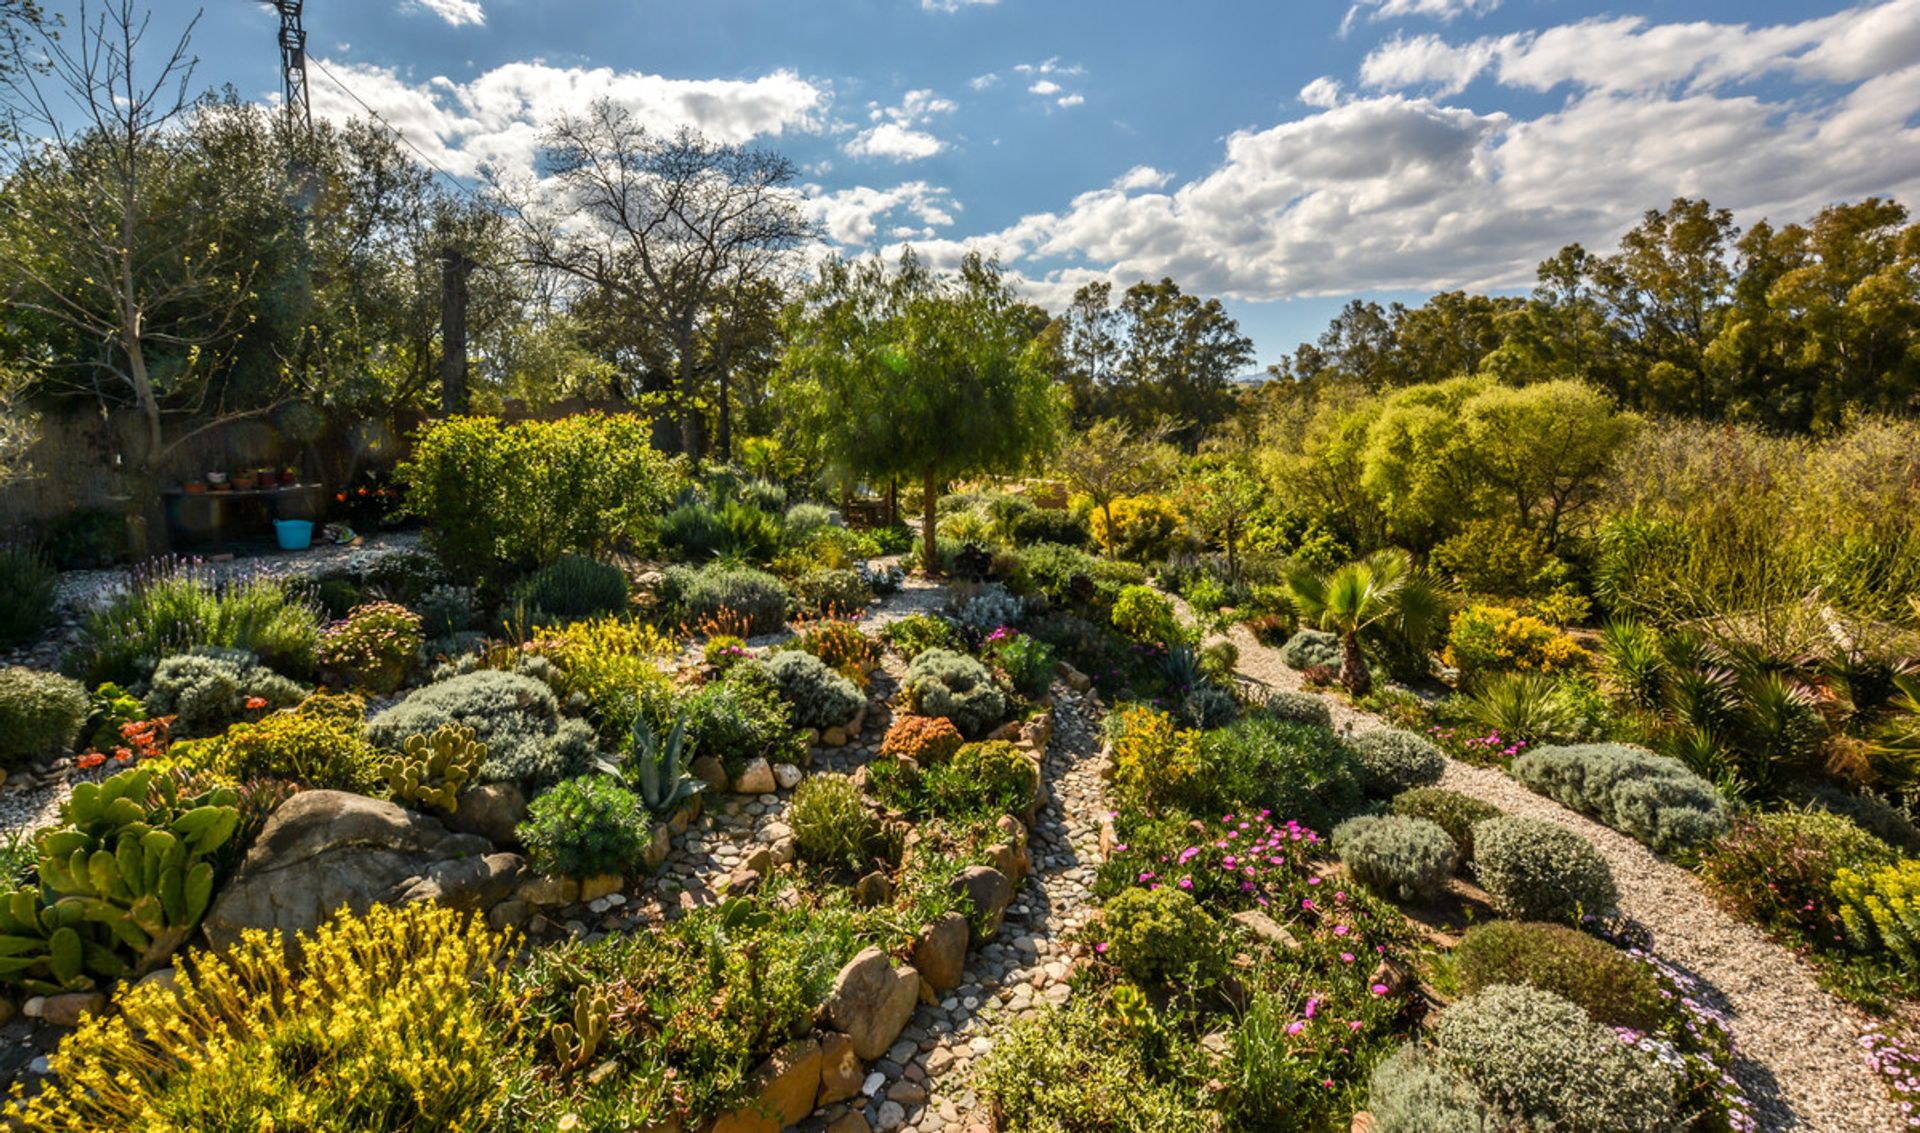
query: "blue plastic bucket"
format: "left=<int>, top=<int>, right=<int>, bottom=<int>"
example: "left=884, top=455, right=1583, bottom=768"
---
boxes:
left=273, top=519, right=314, bottom=550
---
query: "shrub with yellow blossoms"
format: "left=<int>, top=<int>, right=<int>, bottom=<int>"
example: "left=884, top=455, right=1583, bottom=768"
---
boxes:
left=8, top=902, right=515, bottom=1132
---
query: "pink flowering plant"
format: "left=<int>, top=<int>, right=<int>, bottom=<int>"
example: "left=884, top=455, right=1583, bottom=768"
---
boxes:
left=1088, top=809, right=1414, bottom=1124
left=317, top=601, right=423, bottom=695
left=1862, top=1030, right=1920, bottom=1130
left=1426, top=722, right=1529, bottom=767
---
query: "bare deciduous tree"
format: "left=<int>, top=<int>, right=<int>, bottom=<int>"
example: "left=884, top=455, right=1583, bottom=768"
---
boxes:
left=496, top=102, right=813, bottom=460
left=0, top=1, right=265, bottom=475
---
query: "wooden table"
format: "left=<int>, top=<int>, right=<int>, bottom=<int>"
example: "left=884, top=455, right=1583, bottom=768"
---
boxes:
left=161, top=484, right=327, bottom=550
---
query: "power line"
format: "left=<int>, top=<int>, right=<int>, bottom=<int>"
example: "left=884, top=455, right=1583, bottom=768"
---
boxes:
left=306, top=53, right=482, bottom=203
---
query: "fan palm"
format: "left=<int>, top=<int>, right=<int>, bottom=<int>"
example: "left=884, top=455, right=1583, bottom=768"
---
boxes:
left=1286, top=550, right=1416, bottom=697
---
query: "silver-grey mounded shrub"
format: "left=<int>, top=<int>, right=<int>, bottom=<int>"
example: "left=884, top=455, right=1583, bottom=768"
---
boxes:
left=1367, top=1044, right=1503, bottom=1133
left=750, top=650, right=863, bottom=730
left=954, top=582, right=1025, bottom=636
left=1472, top=815, right=1617, bottom=923
left=1511, top=742, right=1726, bottom=854
left=1333, top=814, right=1458, bottom=900
left=145, top=648, right=308, bottom=736
left=1349, top=728, right=1445, bottom=797
left=369, top=669, right=598, bottom=789
left=1278, top=629, right=1341, bottom=670
left=1435, top=984, right=1680, bottom=1133
left=1260, top=690, right=1333, bottom=730
left=905, top=648, right=1007, bottom=739
left=659, top=564, right=789, bottom=636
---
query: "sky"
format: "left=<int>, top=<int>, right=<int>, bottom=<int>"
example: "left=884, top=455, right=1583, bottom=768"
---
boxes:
left=84, top=0, right=1920, bottom=366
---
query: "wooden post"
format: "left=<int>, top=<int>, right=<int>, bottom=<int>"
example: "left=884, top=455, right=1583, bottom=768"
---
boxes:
left=439, top=247, right=473, bottom=416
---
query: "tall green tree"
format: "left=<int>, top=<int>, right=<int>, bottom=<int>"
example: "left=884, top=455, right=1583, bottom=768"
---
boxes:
left=778, top=250, right=1063, bottom=573
left=1054, top=277, right=1253, bottom=444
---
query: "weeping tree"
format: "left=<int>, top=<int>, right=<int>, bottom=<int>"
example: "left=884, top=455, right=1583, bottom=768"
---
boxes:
left=777, top=250, right=1062, bottom=573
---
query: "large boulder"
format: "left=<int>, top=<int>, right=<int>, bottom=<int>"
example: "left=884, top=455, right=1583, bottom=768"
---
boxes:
left=444, top=782, right=528, bottom=846
left=822, top=947, right=920, bottom=1061
left=910, top=912, right=969, bottom=992
left=951, top=865, right=1012, bottom=940
left=203, top=790, right=525, bottom=950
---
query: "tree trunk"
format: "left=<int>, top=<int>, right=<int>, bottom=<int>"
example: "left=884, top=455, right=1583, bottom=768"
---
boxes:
left=1099, top=499, right=1118, bottom=560
left=439, top=248, right=472, bottom=416
left=886, top=478, right=898, bottom=527
left=1340, top=630, right=1371, bottom=698
left=675, top=329, right=702, bottom=464
left=922, top=469, right=940, bottom=577
left=715, top=363, right=732, bottom=464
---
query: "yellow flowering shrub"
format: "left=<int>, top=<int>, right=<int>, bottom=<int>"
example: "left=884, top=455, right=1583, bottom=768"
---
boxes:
left=8, top=902, right=515, bottom=1132
left=526, top=614, right=676, bottom=733
left=1087, top=495, right=1184, bottom=563
left=1444, top=604, right=1588, bottom=677
left=1834, top=860, right=1920, bottom=968
left=1108, top=705, right=1204, bottom=811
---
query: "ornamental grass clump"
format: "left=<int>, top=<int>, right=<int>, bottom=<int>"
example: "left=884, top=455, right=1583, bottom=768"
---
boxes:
left=6, top=902, right=513, bottom=1131
left=790, top=775, right=885, bottom=871
left=1472, top=815, right=1617, bottom=924
left=317, top=601, right=423, bottom=695
left=71, top=561, right=321, bottom=686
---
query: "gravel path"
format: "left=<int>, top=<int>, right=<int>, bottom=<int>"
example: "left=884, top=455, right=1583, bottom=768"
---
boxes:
left=1220, top=620, right=1903, bottom=1133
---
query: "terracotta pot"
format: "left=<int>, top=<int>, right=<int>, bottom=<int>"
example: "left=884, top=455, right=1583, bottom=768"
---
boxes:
left=183, top=481, right=207, bottom=495
left=231, top=472, right=258, bottom=491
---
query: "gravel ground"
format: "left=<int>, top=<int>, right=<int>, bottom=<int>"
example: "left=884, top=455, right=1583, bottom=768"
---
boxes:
left=1221, top=620, right=1905, bottom=1133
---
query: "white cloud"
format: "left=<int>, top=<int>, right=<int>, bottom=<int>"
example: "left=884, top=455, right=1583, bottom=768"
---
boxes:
left=969, top=73, right=1000, bottom=90
left=1056, top=93, right=1085, bottom=108
left=803, top=181, right=957, bottom=246
left=845, top=123, right=945, bottom=161
left=1345, top=0, right=1497, bottom=28
left=1360, top=1, right=1920, bottom=97
left=1113, top=165, right=1172, bottom=191
left=1299, top=76, right=1344, bottom=107
left=1028, top=79, right=1061, bottom=96
left=918, top=0, right=1920, bottom=303
left=1014, top=57, right=1085, bottom=78
left=411, top=0, right=485, bottom=28
left=845, top=88, right=957, bottom=162
left=922, top=0, right=996, bottom=10
left=306, top=59, right=826, bottom=180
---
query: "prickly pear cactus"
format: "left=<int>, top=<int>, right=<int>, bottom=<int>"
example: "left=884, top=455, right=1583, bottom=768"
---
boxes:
left=0, top=767, right=241, bottom=994
left=383, top=724, right=486, bottom=814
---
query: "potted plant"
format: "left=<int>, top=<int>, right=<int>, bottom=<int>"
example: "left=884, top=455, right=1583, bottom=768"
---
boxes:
left=206, top=471, right=229, bottom=492
left=280, top=467, right=300, bottom=486
left=231, top=470, right=258, bottom=491
left=183, top=480, right=207, bottom=495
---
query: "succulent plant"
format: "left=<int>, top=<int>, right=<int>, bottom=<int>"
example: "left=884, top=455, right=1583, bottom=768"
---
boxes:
left=550, top=985, right=612, bottom=1073
left=628, top=712, right=704, bottom=818
left=383, top=724, right=486, bottom=814
left=0, top=767, right=239, bottom=993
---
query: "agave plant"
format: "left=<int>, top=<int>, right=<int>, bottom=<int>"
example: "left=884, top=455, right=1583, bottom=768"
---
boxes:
left=626, top=713, right=705, bottom=818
